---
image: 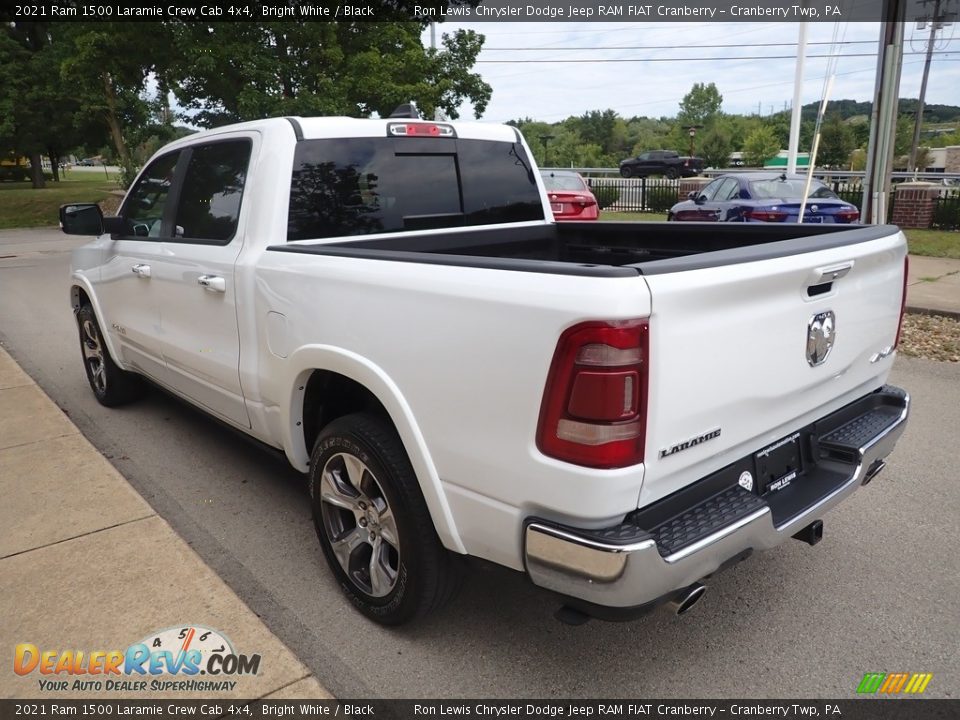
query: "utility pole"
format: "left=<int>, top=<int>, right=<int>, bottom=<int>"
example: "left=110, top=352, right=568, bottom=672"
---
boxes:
left=862, top=5, right=906, bottom=224
left=787, top=22, right=808, bottom=176
left=908, top=0, right=949, bottom=172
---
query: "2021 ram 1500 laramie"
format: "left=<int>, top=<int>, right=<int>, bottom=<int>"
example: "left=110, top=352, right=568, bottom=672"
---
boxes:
left=61, top=115, right=909, bottom=625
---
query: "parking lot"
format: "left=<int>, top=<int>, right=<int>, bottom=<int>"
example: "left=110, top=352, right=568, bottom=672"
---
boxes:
left=1, top=229, right=957, bottom=698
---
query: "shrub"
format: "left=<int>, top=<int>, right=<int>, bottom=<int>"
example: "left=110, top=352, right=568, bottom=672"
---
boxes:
left=593, top=184, right=620, bottom=210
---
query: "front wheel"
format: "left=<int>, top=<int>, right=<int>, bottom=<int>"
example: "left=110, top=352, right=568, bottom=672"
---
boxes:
left=309, top=413, right=463, bottom=625
left=76, top=304, right=145, bottom=407
left=619, top=166, right=633, bottom=178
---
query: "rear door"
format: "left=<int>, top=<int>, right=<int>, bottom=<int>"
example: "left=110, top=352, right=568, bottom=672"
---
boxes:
left=637, top=229, right=907, bottom=507
left=152, top=137, right=254, bottom=427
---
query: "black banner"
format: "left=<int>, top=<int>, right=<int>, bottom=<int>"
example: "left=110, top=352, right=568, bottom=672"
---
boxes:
left=3, top=0, right=958, bottom=24
left=1, top=700, right=959, bottom=720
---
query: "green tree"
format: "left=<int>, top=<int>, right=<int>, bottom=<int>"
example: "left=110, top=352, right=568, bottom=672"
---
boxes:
left=60, top=23, right=169, bottom=186
left=698, top=127, right=734, bottom=169
left=817, top=115, right=855, bottom=168
left=678, top=82, right=723, bottom=128
left=0, top=22, right=83, bottom=187
left=742, top=126, right=780, bottom=167
left=167, top=22, right=490, bottom=126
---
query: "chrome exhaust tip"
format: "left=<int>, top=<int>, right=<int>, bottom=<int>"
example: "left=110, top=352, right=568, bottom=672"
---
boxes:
left=668, top=582, right=707, bottom=616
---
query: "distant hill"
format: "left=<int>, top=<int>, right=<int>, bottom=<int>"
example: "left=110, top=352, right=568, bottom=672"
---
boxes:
left=798, top=99, right=960, bottom=123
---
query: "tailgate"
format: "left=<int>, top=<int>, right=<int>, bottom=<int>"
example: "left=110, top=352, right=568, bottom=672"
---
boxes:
left=637, top=228, right=907, bottom=507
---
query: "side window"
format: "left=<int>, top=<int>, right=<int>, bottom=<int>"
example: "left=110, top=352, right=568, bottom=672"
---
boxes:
left=173, top=140, right=251, bottom=244
left=637, top=153, right=651, bottom=162
left=717, top=178, right=741, bottom=201
left=120, top=151, right=181, bottom=238
left=699, top=179, right=724, bottom=201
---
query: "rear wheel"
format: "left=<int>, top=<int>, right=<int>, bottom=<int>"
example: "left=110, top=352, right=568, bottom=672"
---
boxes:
left=76, top=304, right=145, bottom=407
left=665, top=167, right=679, bottom=180
left=309, top=413, right=462, bottom=625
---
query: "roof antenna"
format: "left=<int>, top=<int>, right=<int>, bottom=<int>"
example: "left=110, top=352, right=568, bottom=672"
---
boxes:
left=389, top=102, right=421, bottom=119
left=779, top=172, right=787, bottom=181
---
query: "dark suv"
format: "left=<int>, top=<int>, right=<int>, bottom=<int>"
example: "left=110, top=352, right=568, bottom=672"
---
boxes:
left=619, top=150, right=704, bottom=179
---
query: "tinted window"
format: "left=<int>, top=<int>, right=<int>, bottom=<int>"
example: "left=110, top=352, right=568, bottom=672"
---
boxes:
left=541, top=172, right=588, bottom=192
left=121, top=151, right=180, bottom=237
left=287, top=138, right=543, bottom=241
left=174, top=140, right=251, bottom=243
left=749, top=178, right=838, bottom=200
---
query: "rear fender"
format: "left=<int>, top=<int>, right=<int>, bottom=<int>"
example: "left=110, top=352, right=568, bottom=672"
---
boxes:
left=283, top=344, right=465, bottom=554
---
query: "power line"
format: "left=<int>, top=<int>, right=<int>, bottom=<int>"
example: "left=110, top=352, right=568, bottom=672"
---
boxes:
left=483, top=40, right=885, bottom=51
left=477, top=51, right=959, bottom=63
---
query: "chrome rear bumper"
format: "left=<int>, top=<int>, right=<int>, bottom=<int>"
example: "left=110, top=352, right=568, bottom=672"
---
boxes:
left=524, top=386, right=909, bottom=613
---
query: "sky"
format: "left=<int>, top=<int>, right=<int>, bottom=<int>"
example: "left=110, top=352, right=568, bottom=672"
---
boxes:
left=421, top=21, right=960, bottom=123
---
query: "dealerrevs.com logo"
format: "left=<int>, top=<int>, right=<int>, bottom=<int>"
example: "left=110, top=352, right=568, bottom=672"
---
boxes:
left=14, top=625, right=261, bottom=693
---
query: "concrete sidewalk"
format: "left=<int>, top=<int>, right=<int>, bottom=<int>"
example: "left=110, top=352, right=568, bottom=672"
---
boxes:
left=0, top=346, right=331, bottom=700
left=906, top=254, right=960, bottom=319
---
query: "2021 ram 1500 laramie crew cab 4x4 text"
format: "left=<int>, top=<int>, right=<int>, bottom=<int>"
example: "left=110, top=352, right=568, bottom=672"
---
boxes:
left=60, top=114, right=909, bottom=625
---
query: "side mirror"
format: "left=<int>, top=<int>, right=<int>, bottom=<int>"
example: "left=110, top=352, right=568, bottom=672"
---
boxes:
left=60, top=203, right=104, bottom=235
left=687, top=191, right=698, bottom=200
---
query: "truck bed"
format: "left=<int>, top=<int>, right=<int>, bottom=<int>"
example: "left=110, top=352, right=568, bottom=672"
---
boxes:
left=270, top=222, right=899, bottom=277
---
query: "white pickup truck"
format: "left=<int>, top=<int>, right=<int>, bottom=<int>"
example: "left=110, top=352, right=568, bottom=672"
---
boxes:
left=61, top=114, right=910, bottom=626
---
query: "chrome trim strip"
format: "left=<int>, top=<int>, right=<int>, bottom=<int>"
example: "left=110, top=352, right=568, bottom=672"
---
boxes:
left=664, top=507, right=770, bottom=564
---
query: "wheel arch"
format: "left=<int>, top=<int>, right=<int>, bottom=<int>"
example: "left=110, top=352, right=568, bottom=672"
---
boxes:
left=283, top=346, right=465, bottom=554
left=70, top=280, right=125, bottom=370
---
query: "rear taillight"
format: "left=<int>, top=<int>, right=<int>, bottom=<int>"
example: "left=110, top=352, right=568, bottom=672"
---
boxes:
left=744, top=208, right=788, bottom=222
left=836, top=208, right=860, bottom=223
left=537, top=319, right=649, bottom=469
left=894, top=255, right=909, bottom=349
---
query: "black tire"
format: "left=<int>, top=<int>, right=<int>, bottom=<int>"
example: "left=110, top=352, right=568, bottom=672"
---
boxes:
left=309, top=413, right=463, bottom=625
left=619, top=166, right=633, bottom=178
left=76, top=304, right=145, bottom=407
left=665, top=167, right=679, bottom=180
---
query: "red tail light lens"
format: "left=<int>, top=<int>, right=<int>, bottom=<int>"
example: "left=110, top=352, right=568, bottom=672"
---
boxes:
left=835, top=208, right=860, bottom=223
left=894, top=255, right=909, bottom=349
left=537, top=320, right=649, bottom=469
left=744, top=208, right=788, bottom=222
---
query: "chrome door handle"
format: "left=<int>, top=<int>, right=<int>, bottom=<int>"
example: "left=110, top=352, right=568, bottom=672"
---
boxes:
left=131, top=263, right=151, bottom=278
left=197, top=275, right=226, bottom=293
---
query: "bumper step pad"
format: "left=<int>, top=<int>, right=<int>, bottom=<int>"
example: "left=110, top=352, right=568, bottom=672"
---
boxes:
left=650, top=486, right=767, bottom=558
left=818, top=407, right=903, bottom=457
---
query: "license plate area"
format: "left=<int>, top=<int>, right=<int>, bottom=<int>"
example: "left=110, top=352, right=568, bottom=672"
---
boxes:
left=805, top=216, right=824, bottom=223
left=755, top=432, right=803, bottom=494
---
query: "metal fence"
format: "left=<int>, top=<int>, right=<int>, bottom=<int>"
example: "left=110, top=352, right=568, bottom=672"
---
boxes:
left=560, top=167, right=960, bottom=228
left=585, top=177, right=681, bottom=213
left=933, top=193, right=960, bottom=230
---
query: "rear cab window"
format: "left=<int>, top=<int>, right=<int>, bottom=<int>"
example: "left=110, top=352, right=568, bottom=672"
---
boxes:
left=287, top=136, right=544, bottom=241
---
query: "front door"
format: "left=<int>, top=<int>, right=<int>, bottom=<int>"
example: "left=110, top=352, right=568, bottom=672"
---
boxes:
left=94, top=150, right=182, bottom=384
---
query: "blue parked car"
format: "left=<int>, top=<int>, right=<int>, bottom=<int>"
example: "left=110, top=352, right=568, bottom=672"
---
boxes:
left=667, top=173, right=860, bottom=223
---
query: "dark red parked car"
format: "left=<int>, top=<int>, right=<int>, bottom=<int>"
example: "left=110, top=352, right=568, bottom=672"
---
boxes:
left=540, top=170, right=599, bottom=221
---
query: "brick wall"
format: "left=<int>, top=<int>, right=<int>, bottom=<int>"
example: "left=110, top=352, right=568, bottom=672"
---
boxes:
left=891, top=182, right=940, bottom=228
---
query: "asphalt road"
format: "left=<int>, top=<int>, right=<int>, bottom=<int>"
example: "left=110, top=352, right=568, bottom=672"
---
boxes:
left=1, top=228, right=958, bottom=699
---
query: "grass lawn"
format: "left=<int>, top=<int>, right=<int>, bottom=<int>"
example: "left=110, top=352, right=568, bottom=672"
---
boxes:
left=903, top=228, right=960, bottom=260
left=600, top=210, right=960, bottom=259
left=0, top=171, right=121, bottom=229
left=599, top=211, right=668, bottom=222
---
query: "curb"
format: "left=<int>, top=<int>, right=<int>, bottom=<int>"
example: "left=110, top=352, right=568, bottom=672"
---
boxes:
left=905, top=305, right=960, bottom=321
